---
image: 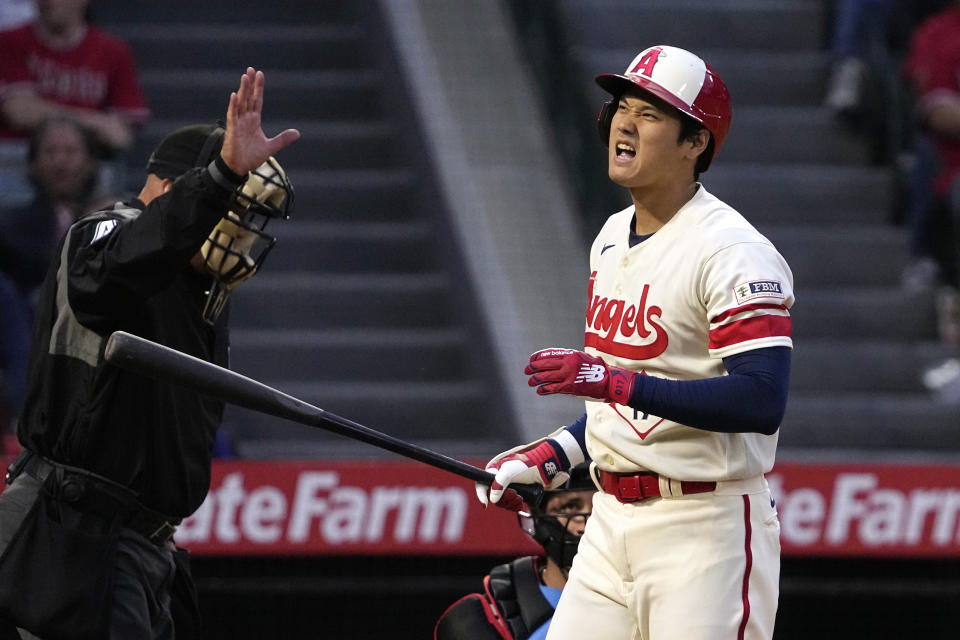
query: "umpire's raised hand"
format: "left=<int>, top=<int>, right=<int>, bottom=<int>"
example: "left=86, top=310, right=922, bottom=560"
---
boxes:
left=220, top=67, right=300, bottom=175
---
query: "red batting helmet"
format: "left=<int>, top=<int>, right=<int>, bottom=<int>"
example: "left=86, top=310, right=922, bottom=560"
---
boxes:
left=595, top=45, right=732, bottom=169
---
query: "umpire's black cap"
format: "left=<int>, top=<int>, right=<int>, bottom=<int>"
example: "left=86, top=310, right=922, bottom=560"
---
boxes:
left=145, top=123, right=224, bottom=179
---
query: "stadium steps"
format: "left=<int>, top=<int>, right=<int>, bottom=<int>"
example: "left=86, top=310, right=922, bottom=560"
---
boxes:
left=560, top=0, right=825, bottom=52
left=231, top=273, right=455, bottom=330
left=789, top=340, right=951, bottom=393
left=551, top=0, right=960, bottom=456
left=133, top=118, right=405, bottom=172
left=706, top=163, right=893, bottom=226
left=765, top=226, right=909, bottom=287
left=97, top=0, right=514, bottom=458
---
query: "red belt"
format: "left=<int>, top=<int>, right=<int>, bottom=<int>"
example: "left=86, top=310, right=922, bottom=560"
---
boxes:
left=596, top=469, right=716, bottom=503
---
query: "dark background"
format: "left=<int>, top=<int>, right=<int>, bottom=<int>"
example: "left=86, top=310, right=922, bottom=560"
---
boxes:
left=192, top=554, right=960, bottom=639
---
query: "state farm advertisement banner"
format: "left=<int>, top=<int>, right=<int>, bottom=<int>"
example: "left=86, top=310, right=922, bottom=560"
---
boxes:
left=769, top=462, right=960, bottom=558
left=174, top=459, right=542, bottom=557
left=4, top=456, right=960, bottom=557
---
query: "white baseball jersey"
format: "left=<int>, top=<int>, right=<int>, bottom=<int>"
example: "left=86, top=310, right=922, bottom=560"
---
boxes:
left=583, top=185, right=794, bottom=481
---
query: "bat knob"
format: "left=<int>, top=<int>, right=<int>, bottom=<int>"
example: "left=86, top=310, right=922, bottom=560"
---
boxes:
left=512, top=482, right=544, bottom=508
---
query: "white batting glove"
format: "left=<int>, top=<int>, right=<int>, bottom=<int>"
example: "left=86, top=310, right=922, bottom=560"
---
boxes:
left=475, top=440, right=570, bottom=512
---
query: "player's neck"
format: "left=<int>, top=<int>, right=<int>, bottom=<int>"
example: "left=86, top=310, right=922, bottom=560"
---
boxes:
left=629, top=181, right=699, bottom=235
left=540, top=559, right=568, bottom=589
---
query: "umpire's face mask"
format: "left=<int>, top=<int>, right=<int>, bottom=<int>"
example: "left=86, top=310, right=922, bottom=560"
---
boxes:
left=200, top=156, right=294, bottom=324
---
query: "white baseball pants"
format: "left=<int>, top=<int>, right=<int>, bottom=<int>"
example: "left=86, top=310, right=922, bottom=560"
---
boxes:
left=546, top=476, right=780, bottom=640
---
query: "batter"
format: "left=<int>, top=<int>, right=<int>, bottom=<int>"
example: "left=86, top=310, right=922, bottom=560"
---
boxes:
left=476, top=45, right=794, bottom=640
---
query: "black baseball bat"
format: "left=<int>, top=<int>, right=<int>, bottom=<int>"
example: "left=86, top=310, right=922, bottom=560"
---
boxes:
left=104, top=331, right=543, bottom=507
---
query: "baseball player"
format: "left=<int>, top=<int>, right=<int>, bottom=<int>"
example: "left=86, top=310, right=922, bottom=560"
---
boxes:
left=476, top=45, right=794, bottom=640
left=0, top=68, right=297, bottom=639
left=436, top=463, right=596, bottom=640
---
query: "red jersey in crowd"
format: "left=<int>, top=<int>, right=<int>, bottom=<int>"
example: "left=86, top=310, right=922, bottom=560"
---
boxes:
left=903, top=5, right=960, bottom=197
left=0, top=23, right=150, bottom=140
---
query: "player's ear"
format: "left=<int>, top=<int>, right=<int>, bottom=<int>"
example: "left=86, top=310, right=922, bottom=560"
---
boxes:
left=686, top=129, right=710, bottom=160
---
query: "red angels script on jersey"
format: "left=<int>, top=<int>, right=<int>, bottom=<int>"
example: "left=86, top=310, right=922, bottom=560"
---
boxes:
left=630, top=47, right=663, bottom=77
left=584, top=271, right=669, bottom=360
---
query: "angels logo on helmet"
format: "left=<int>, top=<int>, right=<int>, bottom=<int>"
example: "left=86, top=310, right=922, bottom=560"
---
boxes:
left=595, top=44, right=732, bottom=171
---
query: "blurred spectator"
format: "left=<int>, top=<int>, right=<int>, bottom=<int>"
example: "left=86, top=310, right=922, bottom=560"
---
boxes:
left=923, top=357, right=960, bottom=404
left=0, top=116, right=106, bottom=436
left=823, top=0, right=896, bottom=117
left=823, top=0, right=949, bottom=178
left=823, top=1, right=948, bottom=117
left=0, top=117, right=105, bottom=302
left=0, top=0, right=150, bottom=197
left=902, top=0, right=960, bottom=344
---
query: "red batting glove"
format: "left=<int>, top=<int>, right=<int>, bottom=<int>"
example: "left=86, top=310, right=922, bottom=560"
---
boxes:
left=524, top=348, right=636, bottom=404
left=475, top=440, right=569, bottom=512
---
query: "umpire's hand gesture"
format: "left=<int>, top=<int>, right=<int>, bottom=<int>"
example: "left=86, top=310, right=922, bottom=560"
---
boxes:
left=220, top=67, right=300, bottom=175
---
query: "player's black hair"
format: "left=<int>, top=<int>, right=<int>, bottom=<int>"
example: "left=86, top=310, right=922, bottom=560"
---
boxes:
left=677, top=116, right=713, bottom=179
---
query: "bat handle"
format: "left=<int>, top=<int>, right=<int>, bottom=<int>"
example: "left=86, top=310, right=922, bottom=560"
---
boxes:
left=478, top=468, right=544, bottom=508
left=510, top=482, right=544, bottom=508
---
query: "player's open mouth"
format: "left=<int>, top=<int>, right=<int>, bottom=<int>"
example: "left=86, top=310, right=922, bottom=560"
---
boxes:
left=615, top=143, right=636, bottom=160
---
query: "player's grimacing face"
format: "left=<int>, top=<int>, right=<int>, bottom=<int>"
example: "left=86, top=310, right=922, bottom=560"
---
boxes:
left=607, top=92, right=687, bottom=189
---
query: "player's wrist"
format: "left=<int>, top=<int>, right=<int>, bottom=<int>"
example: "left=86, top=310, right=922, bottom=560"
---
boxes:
left=605, top=366, right=637, bottom=405
left=549, top=429, right=585, bottom=468
left=525, top=439, right=567, bottom=470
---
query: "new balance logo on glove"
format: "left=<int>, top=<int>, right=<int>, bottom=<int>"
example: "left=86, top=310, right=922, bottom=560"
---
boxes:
left=575, top=364, right=606, bottom=384
left=543, top=460, right=560, bottom=480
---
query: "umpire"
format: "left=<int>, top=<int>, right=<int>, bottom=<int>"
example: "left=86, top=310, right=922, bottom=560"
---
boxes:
left=0, top=67, right=298, bottom=640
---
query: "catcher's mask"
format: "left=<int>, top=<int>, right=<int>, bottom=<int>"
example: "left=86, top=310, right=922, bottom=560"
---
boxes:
left=595, top=45, right=732, bottom=172
left=200, top=155, right=293, bottom=324
left=518, top=462, right=594, bottom=571
left=146, top=124, right=294, bottom=325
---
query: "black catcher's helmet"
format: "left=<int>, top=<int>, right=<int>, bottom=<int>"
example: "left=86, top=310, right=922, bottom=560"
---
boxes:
left=518, top=462, right=595, bottom=571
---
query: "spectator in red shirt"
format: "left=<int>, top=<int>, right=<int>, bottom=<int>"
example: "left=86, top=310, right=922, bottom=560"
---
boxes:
left=902, top=0, right=960, bottom=344
left=0, top=0, right=150, bottom=154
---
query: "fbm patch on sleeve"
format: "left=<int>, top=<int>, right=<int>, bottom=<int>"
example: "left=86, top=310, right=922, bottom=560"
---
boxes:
left=733, top=280, right=785, bottom=304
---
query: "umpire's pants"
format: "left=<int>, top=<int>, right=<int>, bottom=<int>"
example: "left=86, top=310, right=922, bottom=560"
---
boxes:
left=0, top=472, right=178, bottom=640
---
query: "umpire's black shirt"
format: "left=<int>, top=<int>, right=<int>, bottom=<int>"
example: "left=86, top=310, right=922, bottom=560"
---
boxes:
left=18, top=157, right=246, bottom=518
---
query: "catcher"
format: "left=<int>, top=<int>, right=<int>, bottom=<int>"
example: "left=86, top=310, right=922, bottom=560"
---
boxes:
left=436, top=464, right=596, bottom=640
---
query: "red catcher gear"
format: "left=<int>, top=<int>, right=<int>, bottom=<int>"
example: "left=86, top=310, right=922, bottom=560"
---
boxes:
left=595, top=45, right=732, bottom=165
